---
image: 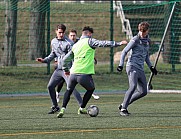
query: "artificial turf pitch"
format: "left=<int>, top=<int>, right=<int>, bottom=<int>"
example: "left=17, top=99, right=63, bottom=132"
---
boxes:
left=0, top=93, right=181, bottom=139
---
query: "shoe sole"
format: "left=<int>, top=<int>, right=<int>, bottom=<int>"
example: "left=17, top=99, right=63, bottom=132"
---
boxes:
left=48, top=109, right=60, bottom=114
left=78, top=112, right=87, bottom=114
left=78, top=111, right=87, bottom=114
left=120, top=113, right=130, bottom=116
left=120, top=112, right=130, bottom=116
left=48, top=112, right=58, bottom=114
left=78, top=110, right=87, bottom=115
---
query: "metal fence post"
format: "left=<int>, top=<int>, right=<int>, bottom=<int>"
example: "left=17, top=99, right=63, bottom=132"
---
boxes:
left=47, top=0, right=50, bottom=74
left=110, top=0, right=114, bottom=73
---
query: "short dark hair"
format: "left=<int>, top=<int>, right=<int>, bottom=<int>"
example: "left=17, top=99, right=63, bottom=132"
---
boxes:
left=82, top=26, right=94, bottom=33
left=69, top=29, right=77, bottom=34
left=138, top=22, right=150, bottom=32
left=56, top=24, right=66, bottom=32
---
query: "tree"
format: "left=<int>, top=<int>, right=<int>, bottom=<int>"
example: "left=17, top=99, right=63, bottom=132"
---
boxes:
left=2, top=0, right=18, bottom=66
left=29, top=0, right=47, bottom=60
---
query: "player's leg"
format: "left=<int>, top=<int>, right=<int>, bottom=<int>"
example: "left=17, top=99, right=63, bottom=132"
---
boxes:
left=56, top=79, right=65, bottom=102
left=77, top=74, right=95, bottom=114
left=47, top=69, right=64, bottom=114
left=128, top=70, right=147, bottom=105
left=56, top=79, right=65, bottom=93
left=119, top=66, right=138, bottom=116
left=72, top=89, right=83, bottom=107
left=57, top=74, right=78, bottom=118
left=92, top=58, right=100, bottom=100
left=62, top=72, right=83, bottom=106
left=54, top=61, right=63, bottom=102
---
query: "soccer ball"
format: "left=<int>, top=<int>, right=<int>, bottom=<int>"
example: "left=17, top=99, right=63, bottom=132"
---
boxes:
left=87, top=105, right=99, bottom=117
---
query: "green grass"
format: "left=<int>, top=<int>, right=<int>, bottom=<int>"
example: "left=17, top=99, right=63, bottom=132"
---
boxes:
left=0, top=93, right=181, bottom=139
left=0, top=63, right=181, bottom=94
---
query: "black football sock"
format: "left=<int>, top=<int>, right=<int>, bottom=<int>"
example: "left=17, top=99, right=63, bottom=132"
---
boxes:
left=81, top=89, right=94, bottom=108
left=62, top=89, right=73, bottom=108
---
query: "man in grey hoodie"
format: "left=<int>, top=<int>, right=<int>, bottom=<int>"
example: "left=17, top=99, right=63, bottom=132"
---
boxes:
left=36, top=24, right=82, bottom=114
left=117, top=21, right=157, bottom=116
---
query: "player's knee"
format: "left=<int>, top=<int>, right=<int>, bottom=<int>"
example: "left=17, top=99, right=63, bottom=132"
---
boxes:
left=88, top=88, right=95, bottom=92
left=141, top=90, right=147, bottom=97
left=91, top=87, right=95, bottom=91
left=128, top=85, right=137, bottom=92
left=47, top=84, right=54, bottom=91
left=67, top=88, right=74, bottom=94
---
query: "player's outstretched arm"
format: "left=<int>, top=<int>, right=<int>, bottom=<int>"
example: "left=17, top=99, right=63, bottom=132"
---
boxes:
left=120, top=40, right=128, bottom=45
left=89, top=38, right=127, bottom=48
left=62, top=50, right=74, bottom=73
left=36, top=58, right=44, bottom=63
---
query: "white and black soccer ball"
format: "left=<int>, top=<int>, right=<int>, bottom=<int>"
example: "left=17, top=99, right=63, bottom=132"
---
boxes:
left=87, top=105, right=99, bottom=117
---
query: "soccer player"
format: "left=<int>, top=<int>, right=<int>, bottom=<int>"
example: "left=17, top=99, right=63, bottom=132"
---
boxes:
left=117, top=21, right=158, bottom=116
left=68, top=29, right=79, bottom=43
left=56, top=29, right=100, bottom=101
left=55, top=29, right=79, bottom=102
left=54, top=52, right=65, bottom=103
left=36, top=24, right=82, bottom=114
left=57, top=26, right=127, bottom=118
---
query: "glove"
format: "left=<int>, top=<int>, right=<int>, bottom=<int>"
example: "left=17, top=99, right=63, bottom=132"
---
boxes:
left=150, top=66, right=157, bottom=75
left=117, top=66, right=123, bottom=72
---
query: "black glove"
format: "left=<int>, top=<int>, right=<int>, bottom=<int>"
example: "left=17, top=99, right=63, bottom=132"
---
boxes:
left=117, top=66, right=123, bottom=72
left=150, top=66, right=157, bottom=75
